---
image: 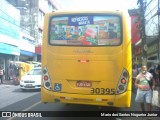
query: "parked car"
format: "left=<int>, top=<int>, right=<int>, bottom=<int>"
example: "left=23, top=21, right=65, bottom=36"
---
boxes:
left=20, top=67, right=41, bottom=90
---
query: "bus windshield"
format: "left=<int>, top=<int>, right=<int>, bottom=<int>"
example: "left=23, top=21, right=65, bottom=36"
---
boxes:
left=49, top=15, right=122, bottom=46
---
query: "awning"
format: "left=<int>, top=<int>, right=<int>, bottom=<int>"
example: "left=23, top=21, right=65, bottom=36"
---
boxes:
left=0, top=43, right=20, bottom=55
left=20, top=50, right=36, bottom=57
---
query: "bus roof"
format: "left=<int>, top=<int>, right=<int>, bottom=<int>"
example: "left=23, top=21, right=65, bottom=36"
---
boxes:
left=49, top=10, right=125, bottom=16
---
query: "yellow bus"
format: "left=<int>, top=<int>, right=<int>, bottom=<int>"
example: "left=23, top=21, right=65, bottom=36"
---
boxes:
left=41, top=10, right=132, bottom=108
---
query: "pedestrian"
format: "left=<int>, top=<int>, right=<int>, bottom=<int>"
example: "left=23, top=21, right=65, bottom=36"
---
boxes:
left=135, top=66, right=155, bottom=113
left=132, top=64, right=138, bottom=92
left=132, top=64, right=138, bottom=80
left=0, top=67, right=5, bottom=84
left=156, top=64, right=160, bottom=83
left=137, top=64, right=142, bottom=74
left=149, top=64, right=157, bottom=81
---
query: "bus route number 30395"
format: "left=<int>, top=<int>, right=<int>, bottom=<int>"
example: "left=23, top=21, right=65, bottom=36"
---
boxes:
left=90, top=88, right=115, bottom=95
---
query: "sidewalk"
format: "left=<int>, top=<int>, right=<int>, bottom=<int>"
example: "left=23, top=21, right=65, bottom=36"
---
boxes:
left=0, top=79, right=16, bottom=85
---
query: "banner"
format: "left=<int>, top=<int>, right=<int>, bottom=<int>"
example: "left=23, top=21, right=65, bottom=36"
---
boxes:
left=69, top=16, right=93, bottom=26
left=0, top=111, right=160, bottom=118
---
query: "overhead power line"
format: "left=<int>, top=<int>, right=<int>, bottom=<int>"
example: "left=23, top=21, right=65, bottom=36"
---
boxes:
left=138, top=0, right=147, bottom=65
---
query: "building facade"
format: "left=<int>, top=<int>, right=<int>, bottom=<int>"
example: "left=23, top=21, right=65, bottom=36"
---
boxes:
left=0, top=0, right=60, bottom=79
left=129, top=0, right=159, bottom=67
left=128, top=9, right=141, bottom=65
left=0, top=0, right=21, bottom=79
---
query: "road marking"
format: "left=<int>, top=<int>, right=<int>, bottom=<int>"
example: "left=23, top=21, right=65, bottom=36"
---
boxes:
left=6, top=101, right=41, bottom=120
left=22, top=101, right=41, bottom=111
left=116, top=118, right=122, bottom=120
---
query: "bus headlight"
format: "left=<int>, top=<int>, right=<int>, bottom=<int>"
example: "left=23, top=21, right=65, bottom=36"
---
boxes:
left=42, top=67, right=52, bottom=90
left=116, top=68, right=129, bottom=94
left=118, top=85, right=125, bottom=91
left=45, top=82, right=51, bottom=87
left=43, top=69, right=47, bottom=74
left=121, top=78, right=126, bottom=84
left=44, top=75, right=48, bottom=81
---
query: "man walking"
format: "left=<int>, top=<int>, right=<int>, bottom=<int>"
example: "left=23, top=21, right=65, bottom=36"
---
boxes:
left=135, top=66, right=155, bottom=112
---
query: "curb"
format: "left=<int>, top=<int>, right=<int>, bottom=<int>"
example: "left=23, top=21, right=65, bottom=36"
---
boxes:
left=1, top=80, right=18, bottom=85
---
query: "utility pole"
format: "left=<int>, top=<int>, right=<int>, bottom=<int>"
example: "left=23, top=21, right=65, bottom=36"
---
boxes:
left=138, top=0, right=147, bottom=66
left=158, top=0, right=160, bottom=62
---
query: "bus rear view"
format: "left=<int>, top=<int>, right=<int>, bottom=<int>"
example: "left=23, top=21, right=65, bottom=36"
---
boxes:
left=41, top=10, right=132, bottom=108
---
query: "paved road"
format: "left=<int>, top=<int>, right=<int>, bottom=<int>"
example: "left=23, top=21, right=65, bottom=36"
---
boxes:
left=0, top=81, right=159, bottom=120
left=0, top=84, right=39, bottom=109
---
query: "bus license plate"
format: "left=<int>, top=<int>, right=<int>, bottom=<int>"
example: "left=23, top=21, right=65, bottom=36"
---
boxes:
left=76, top=81, right=92, bottom=87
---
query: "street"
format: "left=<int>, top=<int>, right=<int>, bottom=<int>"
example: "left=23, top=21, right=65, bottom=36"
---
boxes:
left=0, top=82, right=159, bottom=120
left=0, top=0, right=159, bottom=120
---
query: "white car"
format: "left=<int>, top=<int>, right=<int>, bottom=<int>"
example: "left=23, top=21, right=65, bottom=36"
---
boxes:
left=20, top=67, right=41, bottom=90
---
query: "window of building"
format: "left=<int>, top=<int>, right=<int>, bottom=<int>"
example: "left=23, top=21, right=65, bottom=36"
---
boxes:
left=38, top=29, right=43, bottom=44
left=38, top=10, right=45, bottom=24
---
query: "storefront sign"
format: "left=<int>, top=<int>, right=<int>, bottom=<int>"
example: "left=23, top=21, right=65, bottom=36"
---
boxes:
left=0, top=43, right=20, bottom=55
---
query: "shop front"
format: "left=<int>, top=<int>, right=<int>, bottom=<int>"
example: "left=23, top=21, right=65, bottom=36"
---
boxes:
left=0, top=42, right=20, bottom=79
left=20, top=50, right=36, bottom=62
left=147, top=42, right=159, bottom=68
